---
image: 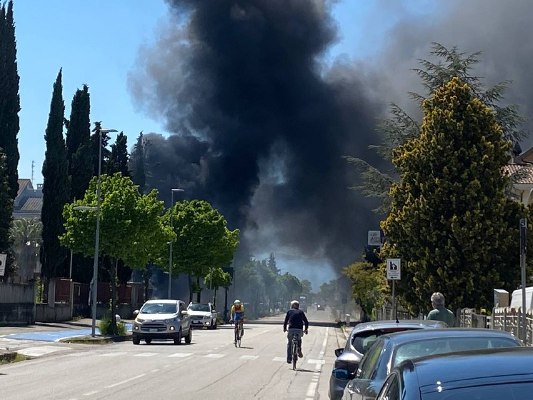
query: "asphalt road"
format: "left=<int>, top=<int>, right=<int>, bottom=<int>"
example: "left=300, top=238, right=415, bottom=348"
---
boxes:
left=0, top=308, right=348, bottom=400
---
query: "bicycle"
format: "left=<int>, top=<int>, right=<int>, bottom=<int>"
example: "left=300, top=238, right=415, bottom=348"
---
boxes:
left=233, top=319, right=244, bottom=347
left=290, top=331, right=303, bottom=370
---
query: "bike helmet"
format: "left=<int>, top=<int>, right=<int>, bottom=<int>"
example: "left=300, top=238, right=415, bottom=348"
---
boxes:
left=234, top=299, right=242, bottom=305
left=290, top=300, right=299, bottom=308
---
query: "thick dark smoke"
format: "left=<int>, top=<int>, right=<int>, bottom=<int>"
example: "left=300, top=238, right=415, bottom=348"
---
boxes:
left=129, top=0, right=533, bottom=285
left=129, top=0, right=384, bottom=284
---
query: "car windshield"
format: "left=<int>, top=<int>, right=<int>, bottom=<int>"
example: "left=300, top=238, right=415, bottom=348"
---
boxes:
left=188, top=304, right=210, bottom=312
left=140, top=303, right=177, bottom=314
left=423, top=381, right=533, bottom=400
left=352, top=328, right=420, bottom=354
left=394, top=337, right=520, bottom=366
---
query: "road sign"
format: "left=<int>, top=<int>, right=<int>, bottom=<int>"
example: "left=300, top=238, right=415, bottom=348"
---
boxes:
left=368, top=230, right=384, bottom=246
left=386, top=258, right=401, bottom=280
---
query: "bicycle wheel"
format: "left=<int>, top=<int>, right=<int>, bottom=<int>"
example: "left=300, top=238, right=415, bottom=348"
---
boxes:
left=234, top=327, right=239, bottom=347
left=292, top=337, right=298, bottom=370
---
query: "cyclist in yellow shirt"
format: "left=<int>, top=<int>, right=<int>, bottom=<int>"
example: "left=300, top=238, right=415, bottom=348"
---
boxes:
left=230, top=299, right=245, bottom=343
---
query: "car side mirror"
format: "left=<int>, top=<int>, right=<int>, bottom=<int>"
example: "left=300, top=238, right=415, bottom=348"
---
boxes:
left=181, top=310, right=189, bottom=316
left=335, top=348, right=344, bottom=357
left=332, top=368, right=351, bottom=380
left=133, top=310, right=139, bottom=316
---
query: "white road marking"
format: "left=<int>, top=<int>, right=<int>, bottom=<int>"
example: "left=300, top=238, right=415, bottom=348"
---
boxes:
left=272, top=356, right=286, bottom=362
left=106, top=373, right=146, bottom=388
left=168, top=352, right=193, bottom=358
left=204, top=353, right=225, bottom=358
left=17, top=346, right=71, bottom=357
left=306, top=327, right=329, bottom=400
left=240, top=355, right=259, bottom=360
left=134, top=352, right=158, bottom=357
left=100, top=352, right=128, bottom=357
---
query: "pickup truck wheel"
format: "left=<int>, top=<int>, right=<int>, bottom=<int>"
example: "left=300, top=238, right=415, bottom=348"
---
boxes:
left=174, top=329, right=182, bottom=345
left=212, top=320, right=217, bottom=330
left=185, top=328, right=192, bottom=344
left=145, top=338, right=152, bottom=344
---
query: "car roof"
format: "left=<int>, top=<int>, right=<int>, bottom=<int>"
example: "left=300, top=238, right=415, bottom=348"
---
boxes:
left=379, top=327, right=520, bottom=344
left=349, top=320, right=446, bottom=336
left=144, top=299, right=180, bottom=304
left=399, top=347, right=533, bottom=390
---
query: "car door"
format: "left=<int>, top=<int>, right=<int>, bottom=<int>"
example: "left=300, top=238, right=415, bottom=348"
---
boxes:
left=179, top=302, right=191, bottom=331
left=345, top=339, right=386, bottom=400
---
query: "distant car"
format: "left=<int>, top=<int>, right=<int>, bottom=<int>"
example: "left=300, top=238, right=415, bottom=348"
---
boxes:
left=329, top=320, right=447, bottom=400
left=132, top=299, right=192, bottom=345
left=317, top=304, right=324, bottom=311
left=342, top=328, right=523, bottom=400
left=376, top=347, right=533, bottom=400
left=187, top=302, right=218, bottom=329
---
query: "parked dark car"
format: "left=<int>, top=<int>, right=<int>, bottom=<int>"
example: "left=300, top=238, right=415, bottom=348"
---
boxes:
left=329, top=320, right=447, bottom=400
left=342, top=328, right=523, bottom=400
left=376, top=347, right=533, bottom=400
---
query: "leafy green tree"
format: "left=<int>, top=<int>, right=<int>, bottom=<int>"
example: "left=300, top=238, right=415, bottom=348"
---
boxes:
left=9, top=218, right=42, bottom=282
left=0, top=1, right=20, bottom=200
left=65, top=84, right=92, bottom=202
left=61, top=173, right=173, bottom=333
left=343, top=261, right=388, bottom=320
left=381, top=77, right=516, bottom=314
left=169, top=199, right=239, bottom=302
left=129, top=132, right=147, bottom=193
left=204, top=266, right=231, bottom=308
left=41, top=70, right=70, bottom=279
left=0, top=152, right=14, bottom=280
left=347, top=43, right=525, bottom=214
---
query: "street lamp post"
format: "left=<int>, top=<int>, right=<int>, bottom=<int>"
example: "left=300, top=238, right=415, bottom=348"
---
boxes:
left=168, top=188, right=184, bottom=299
left=90, top=127, right=117, bottom=336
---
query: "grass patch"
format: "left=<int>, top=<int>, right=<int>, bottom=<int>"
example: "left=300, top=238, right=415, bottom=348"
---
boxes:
left=0, top=352, right=29, bottom=364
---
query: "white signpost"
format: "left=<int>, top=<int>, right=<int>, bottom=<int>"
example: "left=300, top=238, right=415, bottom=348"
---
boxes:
left=0, top=253, right=6, bottom=277
left=368, top=230, right=384, bottom=246
left=386, top=258, right=401, bottom=320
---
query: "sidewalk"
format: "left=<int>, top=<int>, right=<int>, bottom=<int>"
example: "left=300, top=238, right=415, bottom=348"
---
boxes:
left=0, top=318, right=94, bottom=336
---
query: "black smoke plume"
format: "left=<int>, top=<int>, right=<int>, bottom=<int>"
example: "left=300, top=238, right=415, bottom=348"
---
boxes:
left=129, top=0, right=384, bottom=282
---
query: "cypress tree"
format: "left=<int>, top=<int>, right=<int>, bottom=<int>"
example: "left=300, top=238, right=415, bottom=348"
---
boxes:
left=382, top=77, right=515, bottom=313
left=66, top=84, right=92, bottom=201
left=0, top=1, right=20, bottom=200
left=107, top=132, right=130, bottom=177
left=129, top=132, right=147, bottom=193
left=0, top=151, right=14, bottom=280
left=41, top=70, right=70, bottom=279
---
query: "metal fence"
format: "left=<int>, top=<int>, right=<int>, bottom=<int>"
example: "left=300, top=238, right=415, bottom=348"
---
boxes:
left=458, top=307, right=533, bottom=346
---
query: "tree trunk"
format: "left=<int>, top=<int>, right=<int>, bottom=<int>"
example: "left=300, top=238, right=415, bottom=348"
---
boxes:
left=195, top=276, right=201, bottom=303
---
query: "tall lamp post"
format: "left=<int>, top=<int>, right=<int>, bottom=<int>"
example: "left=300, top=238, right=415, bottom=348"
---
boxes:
left=90, top=127, right=117, bottom=336
left=168, top=188, right=184, bottom=299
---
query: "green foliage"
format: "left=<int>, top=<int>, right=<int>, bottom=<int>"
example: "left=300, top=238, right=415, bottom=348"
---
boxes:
left=0, top=1, right=21, bottom=201
left=381, top=77, right=516, bottom=313
left=347, top=43, right=525, bottom=213
left=98, top=313, right=127, bottom=336
left=167, top=199, right=239, bottom=301
left=107, top=132, right=129, bottom=177
left=129, top=132, right=146, bottom=193
left=61, top=173, right=173, bottom=271
left=41, top=69, right=71, bottom=279
left=0, top=152, right=14, bottom=279
left=66, top=84, right=92, bottom=202
left=343, top=261, right=388, bottom=319
left=9, top=218, right=42, bottom=281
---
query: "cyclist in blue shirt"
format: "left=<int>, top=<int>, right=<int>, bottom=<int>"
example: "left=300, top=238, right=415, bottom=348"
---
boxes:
left=283, top=300, right=309, bottom=363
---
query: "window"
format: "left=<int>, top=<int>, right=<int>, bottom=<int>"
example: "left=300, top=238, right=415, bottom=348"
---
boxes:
left=377, top=373, right=400, bottom=400
left=358, top=339, right=385, bottom=379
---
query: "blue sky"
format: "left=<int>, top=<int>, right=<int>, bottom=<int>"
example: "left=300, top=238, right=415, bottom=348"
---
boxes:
left=15, top=0, right=169, bottom=183
left=14, top=0, right=391, bottom=185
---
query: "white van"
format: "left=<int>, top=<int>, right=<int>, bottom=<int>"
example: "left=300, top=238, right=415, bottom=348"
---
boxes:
left=510, top=287, right=533, bottom=311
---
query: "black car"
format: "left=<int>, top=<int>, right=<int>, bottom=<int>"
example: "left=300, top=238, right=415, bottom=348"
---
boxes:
left=376, top=347, right=533, bottom=400
left=342, top=328, right=523, bottom=400
left=328, top=320, right=447, bottom=400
